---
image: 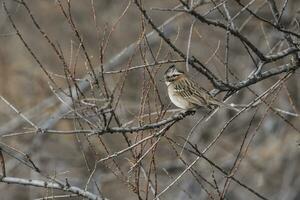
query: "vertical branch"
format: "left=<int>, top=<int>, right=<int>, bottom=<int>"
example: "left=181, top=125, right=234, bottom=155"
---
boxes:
left=0, top=149, right=5, bottom=177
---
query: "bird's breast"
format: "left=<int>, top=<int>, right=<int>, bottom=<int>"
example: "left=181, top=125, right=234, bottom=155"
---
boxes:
left=168, top=85, right=193, bottom=109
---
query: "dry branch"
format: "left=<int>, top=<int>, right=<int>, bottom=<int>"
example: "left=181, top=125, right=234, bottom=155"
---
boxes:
left=0, top=176, right=104, bottom=200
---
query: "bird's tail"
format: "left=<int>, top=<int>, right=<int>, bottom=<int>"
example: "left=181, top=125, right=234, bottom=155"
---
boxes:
left=214, top=100, right=240, bottom=112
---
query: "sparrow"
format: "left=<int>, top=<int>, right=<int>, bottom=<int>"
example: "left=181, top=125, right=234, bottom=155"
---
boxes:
left=164, top=65, right=238, bottom=111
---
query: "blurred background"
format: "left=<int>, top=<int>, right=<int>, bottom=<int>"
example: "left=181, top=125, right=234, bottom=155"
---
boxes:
left=0, top=0, right=300, bottom=199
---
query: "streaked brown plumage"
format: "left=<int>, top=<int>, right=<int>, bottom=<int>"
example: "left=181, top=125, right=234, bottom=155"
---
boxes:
left=164, top=65, right=238, bottom=111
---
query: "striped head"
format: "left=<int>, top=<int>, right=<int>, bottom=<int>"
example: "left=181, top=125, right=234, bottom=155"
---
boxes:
left=164, top=65, right=184, bottom=86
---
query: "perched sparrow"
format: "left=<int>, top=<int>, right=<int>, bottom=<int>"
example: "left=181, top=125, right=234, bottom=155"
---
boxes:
left=164, top=65, right=238, bottom=111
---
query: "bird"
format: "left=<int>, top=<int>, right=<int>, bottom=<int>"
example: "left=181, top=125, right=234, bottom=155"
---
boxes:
left=164, top=65, right=239, bottom=111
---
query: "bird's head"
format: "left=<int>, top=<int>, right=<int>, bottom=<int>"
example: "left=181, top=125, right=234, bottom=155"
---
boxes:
left=164, top=65, right=185, bottom=86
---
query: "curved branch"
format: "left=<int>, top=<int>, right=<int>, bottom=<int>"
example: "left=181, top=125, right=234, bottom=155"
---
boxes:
left=232, top=62, right=300, bottom=90
left=179, top=0, right=267, bottom=61
left=0, top=176, right=104, bottom=200
left=43, top=110, right=194, bottom=136
left=134, top=0, right=231, bottom=90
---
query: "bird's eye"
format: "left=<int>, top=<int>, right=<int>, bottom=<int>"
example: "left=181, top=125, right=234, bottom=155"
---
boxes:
left=167, top=74, right=178, bottom=80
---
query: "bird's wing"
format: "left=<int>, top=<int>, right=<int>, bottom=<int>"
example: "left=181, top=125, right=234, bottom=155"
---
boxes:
left=175, top=78, right=239, bottom=111
left=174, top=79, right=210, bottom=107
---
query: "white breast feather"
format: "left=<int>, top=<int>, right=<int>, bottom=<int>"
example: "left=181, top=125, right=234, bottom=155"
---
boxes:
left=168, top=85, right=192, bottom=109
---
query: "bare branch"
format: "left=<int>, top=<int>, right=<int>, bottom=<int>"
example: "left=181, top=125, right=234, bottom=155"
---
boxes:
left=0, top=176, right=104, bottom=200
